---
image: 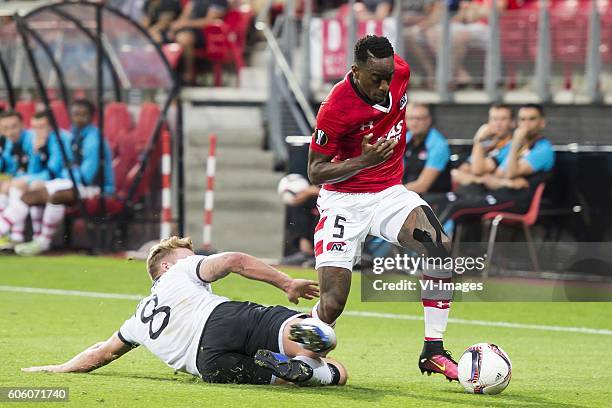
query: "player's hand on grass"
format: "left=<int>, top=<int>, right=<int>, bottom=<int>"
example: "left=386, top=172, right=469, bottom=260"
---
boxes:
left=22, top=364, right=64, bottom=373
left=359, top=133, right=398, bottom=168
left=285, top=279, right=319, bottom=304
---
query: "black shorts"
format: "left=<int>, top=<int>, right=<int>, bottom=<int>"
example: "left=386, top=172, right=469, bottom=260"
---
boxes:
left=196, top=301, right=303, bottom=384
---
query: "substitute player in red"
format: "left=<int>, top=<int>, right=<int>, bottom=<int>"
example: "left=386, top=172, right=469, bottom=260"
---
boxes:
left=308, top=35, right=458, bottom=381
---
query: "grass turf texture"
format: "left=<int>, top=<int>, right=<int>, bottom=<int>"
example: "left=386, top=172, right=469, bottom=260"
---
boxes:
left=1, top=255, right=611, bottom=407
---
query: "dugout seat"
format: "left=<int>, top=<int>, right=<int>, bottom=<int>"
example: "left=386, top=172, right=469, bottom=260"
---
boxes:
left=113, top=103, right=163, bottom=203
left=15, top=101, right=36, bottom=128
left=482, top=183, right=546, bottom=271
left=50, top=100, right=71, bottom=130
left=104, top=102, right=133, bottom=154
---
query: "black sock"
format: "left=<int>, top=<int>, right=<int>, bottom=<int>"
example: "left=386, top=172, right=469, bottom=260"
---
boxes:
left=422, top=340, right=444, bottom=356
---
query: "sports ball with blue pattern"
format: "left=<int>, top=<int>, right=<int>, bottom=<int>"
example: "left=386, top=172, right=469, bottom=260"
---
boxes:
left=458, top=343, right=512, bottom=395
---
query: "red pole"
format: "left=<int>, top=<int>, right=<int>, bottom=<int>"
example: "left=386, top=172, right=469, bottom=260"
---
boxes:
left=160, top=130, right=172, bottom=239
left=203, top=134, right=217, bottom=249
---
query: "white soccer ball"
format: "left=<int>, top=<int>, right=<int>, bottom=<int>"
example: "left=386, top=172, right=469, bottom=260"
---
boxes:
left=458, top=343, right=512, bottom=395
left=277, top=173, right=310, bottom=204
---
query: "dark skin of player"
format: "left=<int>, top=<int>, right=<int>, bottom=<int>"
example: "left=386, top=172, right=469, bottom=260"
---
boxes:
left=308, top=55, right=451, bottom=324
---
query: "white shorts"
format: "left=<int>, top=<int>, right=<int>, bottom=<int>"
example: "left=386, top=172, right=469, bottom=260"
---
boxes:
left=44, top=179, right=101, bottom=199
left=314, top=185, right=429, bottom=271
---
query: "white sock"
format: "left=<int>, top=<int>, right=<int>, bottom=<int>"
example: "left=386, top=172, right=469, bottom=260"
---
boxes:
left=37, top=203, right=65, bottom=250
left=0, top=192, right=29, bottom=236
left=423, top=301, right=451, bottom=340
left=311, top=300, right=337, bottom=328
left=30, top=206, right=44, bottom=239
left=10, top=220, right=24, bottom=243
left=0, top=193, right=8, bottom=212
left=421, top=268, right=452, bottom=341
left=292, top=355, right=335, bottom=386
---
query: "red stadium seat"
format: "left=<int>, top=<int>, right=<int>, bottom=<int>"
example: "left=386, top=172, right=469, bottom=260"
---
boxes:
left=601, top=6, right=612, bottom=64
left=482, top=183, right=546, bottom=271
left=550, top=4, right=588, bottom=90
left=196, top=6, right=253, bottom=86
left=133, top=102, right=161, bottom=152
left=500, top=10, right=537, bottom=89
left=15, top=101, right=36, bottom=128
left=104, top=102, right=133, bottom=154
left=112, top=103, right=164, bottom=203
left=50, top=100, right=71, bottom=130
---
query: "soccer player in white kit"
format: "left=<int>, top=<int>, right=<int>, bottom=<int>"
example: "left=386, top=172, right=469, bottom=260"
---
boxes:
left=22, top=237, right=347, bottom=386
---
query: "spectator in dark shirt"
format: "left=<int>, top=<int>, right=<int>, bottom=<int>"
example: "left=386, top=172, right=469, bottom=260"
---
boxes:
left=403, top=103, right=451, bottom=194
left=142, top=0, right=182, bottom=44
left=169, top=0, right=229, bottom=84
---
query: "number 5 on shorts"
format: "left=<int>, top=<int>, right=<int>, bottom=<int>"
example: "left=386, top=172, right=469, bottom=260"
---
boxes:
left=333, top=216, right=346, bottom=238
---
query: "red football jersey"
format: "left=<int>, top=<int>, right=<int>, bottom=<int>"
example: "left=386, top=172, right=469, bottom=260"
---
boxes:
left=310, top=54, right=410, bottom=193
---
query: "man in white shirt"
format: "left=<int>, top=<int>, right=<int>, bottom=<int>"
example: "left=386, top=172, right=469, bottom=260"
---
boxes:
left=22, top=236, right=347, bottom=386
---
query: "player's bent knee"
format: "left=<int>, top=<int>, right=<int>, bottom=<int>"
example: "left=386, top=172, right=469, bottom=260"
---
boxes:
left=402, top=205, right=452, bottom=258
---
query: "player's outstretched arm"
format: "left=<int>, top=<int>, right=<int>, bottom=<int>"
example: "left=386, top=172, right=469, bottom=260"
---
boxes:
left=198, top=252, right=319, bottom=304
left=308, top=134, right=397, bottom=185
left=21, top=333, right=133, bottom=374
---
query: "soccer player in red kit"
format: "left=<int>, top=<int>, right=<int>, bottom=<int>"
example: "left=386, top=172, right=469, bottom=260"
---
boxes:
left=308, top=35, right=458, bottom=381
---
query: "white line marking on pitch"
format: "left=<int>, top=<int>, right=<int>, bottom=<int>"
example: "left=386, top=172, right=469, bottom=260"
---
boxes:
left=1, top=285, right=611, bottom=336
left=0, top=285, right=143, bottom=300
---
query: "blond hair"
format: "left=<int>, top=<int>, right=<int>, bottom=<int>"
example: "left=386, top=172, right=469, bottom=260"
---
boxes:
left=146, top=236, right=194, bottom=279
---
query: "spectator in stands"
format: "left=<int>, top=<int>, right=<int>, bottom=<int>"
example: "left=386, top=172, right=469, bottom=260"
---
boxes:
left=1, top=100, right=115, bottom=256
left=169, top=0, right=230, bottom=84
left=420, top=0, right=513, bottom=87
left=451, top=103, right=513, bottom=187
left=403, top=102, right=451, bottom=194
left=428, top=103, right=554, bottom=234
left=106, top=0, right=147, bottom=22
left=354, top=0, right=393, bottom=21
left=0, top=111, right=69, bottom=250
left=142, top=0, right=182, bottom=44
left=280, top=184, right=321, bottom=267
left=402, top=0, right=442, bottom=88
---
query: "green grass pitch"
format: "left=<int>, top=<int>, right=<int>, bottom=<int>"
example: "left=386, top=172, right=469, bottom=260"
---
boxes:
left=1, top=255, right=611, bottom=407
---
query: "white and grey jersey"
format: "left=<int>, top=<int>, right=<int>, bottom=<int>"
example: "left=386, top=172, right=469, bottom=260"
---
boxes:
left=118, top=255, right=229, bottom=377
